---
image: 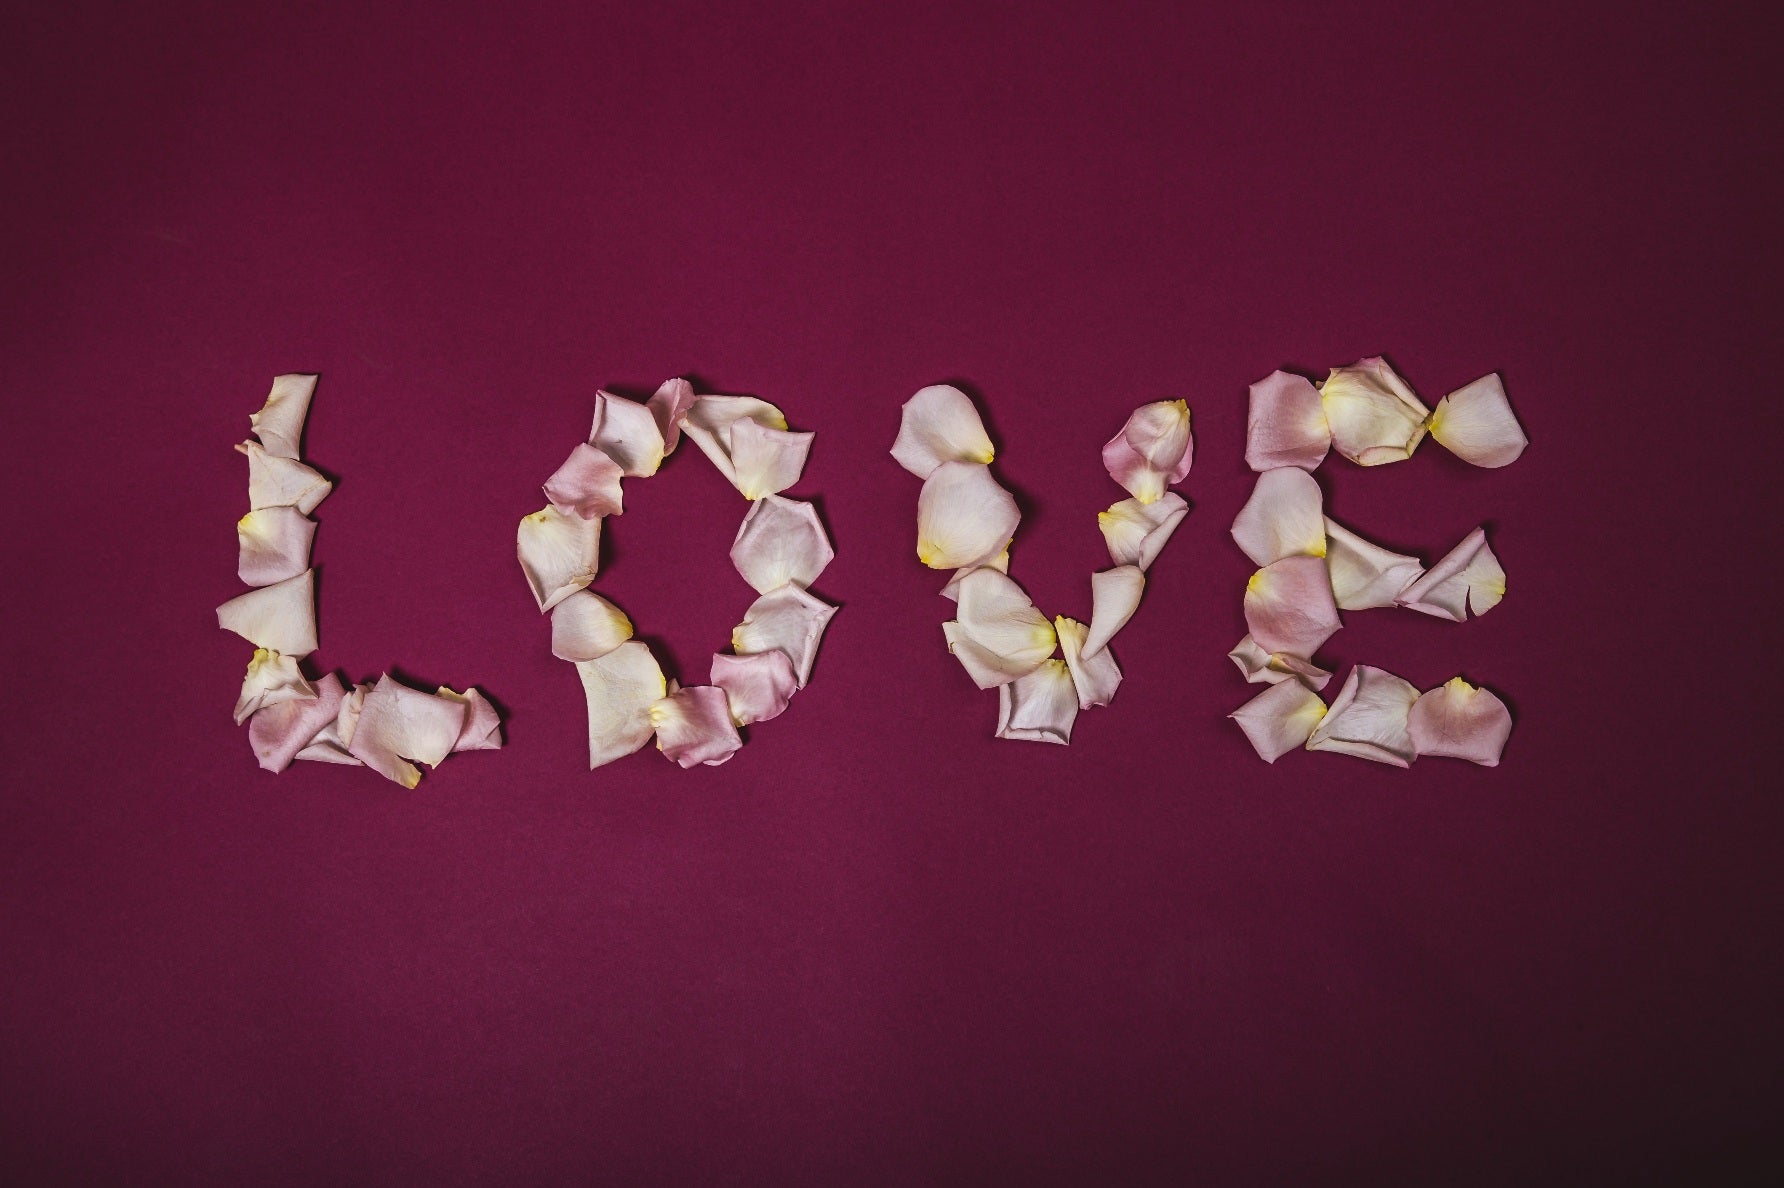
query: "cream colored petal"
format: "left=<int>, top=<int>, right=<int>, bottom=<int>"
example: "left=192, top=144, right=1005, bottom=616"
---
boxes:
left=729, top=495, right=834, bottom=594
left=1323, top=516, right=1425, bottom=610
left=732, top=582, right=836, bottom=687
left=1083, top=565, right=1145, bottom=657
left=542, top=442, right=625, bottom=519
left=576, top=640, right=666, bottom=769
left=890, top=384, right=996, bottom=478
left=1429, top=373, right=1527, bottom=468
left=647, top=377, right=697, bottom=455
left=217, top=569, right=317, bottom=657
left=680, top=395, right=789, bottom=485
left=549, top=589, right=633, bottom=662
left=517, top=505, right=601, bottom=612
left=1320, top=356, right=1431, bottom=466
left=943, top=569, right=1056, bottom=688
left=1306, top=665, right=1420, bottom=767
left=730, top=419, right=814, bottom=500
left=435, top=686, right=504, bottom=751
left=1246, top=370, right=1330, bottom=471
left=343, top=674, right=468, bottom=787
left=237, top=506, right=315, bottom=586
left=939, top=547, right=1010, bottom=601
left=916, top=461, right=1019, bottom=570
left=248, top=672, right=347, bottom=773
left=1102, top=399, right=1193, bottom=503
left=249, top=373, right=317, bottom=459
left=1243, top=556, right=1341, bottom=657
left=1230, top=680, right=1328, bottom=763
left=650, top=685, right=744, bottom=768
left=1055, top=615, right=1122, bottom=709
left=1097, top=493, right=1188, bottom=571
left=233, top=648, right=316, bottom=725
left=995, top=659, right=1078, bottom=744
left=241, top=441, right=332, bottom=514
left=589, top=390, right=667, bottom=477
left=710, top=650, right=799, bottom=725
left=1226, top=634, right=1332, bottom=692
left=1408, top=677, right=1513, bottom=765
left=1230, top=468, right=1326, bottom=566
left=1396, top=526, right=1505, bottom=621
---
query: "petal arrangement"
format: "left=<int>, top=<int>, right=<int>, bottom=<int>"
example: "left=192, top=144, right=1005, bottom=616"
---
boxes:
left=220, top=376, right=504, bottom=785
left=1228, top=357, right=1526, bottom=767
left=521, top=379, right=835, bottom=769
left=892, top=385, right=1192, bottom=743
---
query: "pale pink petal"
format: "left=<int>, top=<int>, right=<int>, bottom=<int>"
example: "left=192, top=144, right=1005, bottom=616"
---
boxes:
left=1429, top=373, right=1527, bottom=468
left=1055, top=615, right=1122, bottom=709
left=1306, top=665, right=1420, bottom=767
left=1083, top=565, right=1145, bottom=657
left=680, top=395, right=789, bottom=486
left=1409, top=677, right=1513, bottom=765
left=890, top=384, right=996, bottom=478
left=217, top=569, right=317, bottom=657
left=730, top=418, right=814, bottom=500
left=589, top=390, right=667, bottom=477
left=517, top=505, right=601, bottom=612
left=249, top=373, right=317, bottom=459
left=1396, top=526, right=1505, bottom=621
left=576, top=641, right=666, bottom=769
left=549, top=589, right=633, bottom=662
left=248, top=672, right=346, bottom=773
left=1230, top=468, right=1326, bottom=566
left=916, top=461, right=1019, bottom=570
left=542, top=443, right=625, bottom=519
left=436, top=686, right=504, bottom=751
left=732, top=582, right=836, bottom=687
left=1102, top=399, right=1193, bottom=503
left=297, top=679, right=375, bottom=764
left=1230, top=680, right=1328, bottom=763
left=237, top=506, right=315, bottom=586
left=710, top=650, right=798, bottom=725
left=939, top=547, right=1010, bottom=601
left=647, top=377, right=697, bottom=455
left=1320, top=356, right=1431, bottom=466
left=1323, top=516, right=1425, bottom=610
left=233, top=648, right=316, bottom=724
left=240, top=441, right=331, bottom=514
left=1245, top=371, right=1330, bottom=471
left=1098, top=493, right=1188, bottom=571
left=1226, top=635, right=1332, bottom=692
left=650, top=685, right=744, bottom=767
left=1244, top=556, right=1341, bottom=657
left=729, top=495, right=834, bottom=594
left=942, top=569, right=1056, bottom=689
left=995, top=659, right=1078, bottom=745
left=348, top=673, right=469, bottom=788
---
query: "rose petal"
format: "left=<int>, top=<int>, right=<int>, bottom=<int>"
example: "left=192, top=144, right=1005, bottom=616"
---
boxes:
left=549, top=589, right=633, bottom=662
left=347, top=673, right=469, bottom=788
left=710, top=650, right=799, bottom=725
left=1396, top=526, right=1505, bottom=621
left=650, top=685, right=744, bottom=767
left=680, top=395, right=789, bottom=486
left=589, top=390, right=667, bottom=477
left=248, top=672, right=347, bottom=773
left=249, top=373, right=317, bottom=459
left=995, top=659, right=1078, bottom=744
left=1084, top=565, right=1145, bottom=657
left=1055, top=615, right=1122, bottom=708
left=576, top=640, right=666, bottom=769
left=890, top=383, right=996, bottom=478
left=1226, top=634, right=1332, bottom=692
left=233, top=648, right=316, bottom=725
left=939, top=548, right=1010, bottom=601
left=1245, top=370, right=1330, bottom=471
left=729, top=495, right=834, bottom=594
left=1102, top=399, right=1193, bottom=503
left=1408, top=677, right=1513, bottom=765
left=1320, top=356, right=1431, bottom=466
left=1306, top=665, right=1420, bottom=767
left=1098, top=493, right=1188, bottom=571
left=1230, top=680, right=1328, bottom=762
left=240, top=441, right=331, bottom=514
left=916, top=461, right=1019, bottom=570
left=436, top=686, right=504, bottom=751
left=1429, top=373, right=1527, bottom=468
left=236, top=506, right=315, bottom=586
left=1230, top=468, right=1326, bottom=567
left=517, top=505, right=601, bottom=612
left=732, top=582, right=836, bottom=687
left=217, top=569, right=317, bottom=657
left=1323, top=516, right=1425, bottom=610
left=942, top=569, right=1056, bottom=689
left=729, top=419, right=814, bottom=500
left=647, top=377, right=697, bottom=456
left=1244, top=556, right=1341, bottom=657
left=542, top=442, right=625, bottom=519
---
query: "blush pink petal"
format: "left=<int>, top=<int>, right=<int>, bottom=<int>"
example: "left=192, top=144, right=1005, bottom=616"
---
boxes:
left=681, top=395, right=789, bottom=486
left=651, top=685, right=744, bottom=767
left=248, top=672, right=347, bottom=773
left=1320, top=356, right=1431, bottom=466
left=1055, top=615, right=1122, bottom=709
left=1226, top=635, right=1332, bottom=692
left=1245, top=371, right=1331, bottom=471
left=240, top=441, right=332, bottom=514
left=237, top=506, right=315, bottom=586
left=939, top=548, right=1010, bottom=601
left=348, top=673, right=470, bottom=788
left=711, top=650, right=799, bottom=726
left=1306, top=665, right=1421, bottom=767
left=549, top=589, right=633, bottom=662
left=890, top=384, right=996, bottom=478
left=916, top=461, right=1019, bottom=570
left=1102, top=399, right=1193, bottom=503
left=1084, top=565, right=1144, bottom=657
left=437, top=686, right=504, bottom=752
left=1098, top=493, right=1188, bottom=571
left=298, top=680, right=375, bottom=764
left=995, top=659, right=1078, bottom=745
left=249, top=373, right=317, bottom=459
left=1230, top=680, right=1328, bottom=763
left=1396, top=526, right=1506, bottom=621
left=647, top=377, right=697, bottom=455
left=729, top=418, right=814, bottom=500
left=576, top=641, right=666, bottom=769
left=517, top=505, right=601, bottom=612
left=233, top=648, right=316, bottom=724
left=1230, top=467, right=1326, bottom=566
left=1429, top=373, right=1528, bottom=468
left=217, top=569, right=317, bottom=657
left=730, top=495, right=834, bottom=594
left=732, top=583, right=836, bottom=687
left=1409, top=677, right=1513, bottom=766
left=1323, top=516, right=1425, bottom=610
left=1243, top=556, right=1341, bottom=657
left=542, top=442, right=625, bottom=519
left=589, top=390, right=667, bottom=477
left=943, top=569, right=1056, bottom=689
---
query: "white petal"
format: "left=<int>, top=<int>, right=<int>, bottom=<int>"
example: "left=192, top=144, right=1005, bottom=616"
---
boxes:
left=1396, top=526, right=1505, bottom=621
left=680, top=395, right=788, bottom=485
left=589, top=390, right=667, bottom=477
left=576, top=640, right=667, bottom=769
left=1429, top=373, right=1527, bottom=468
left=732, top=582, right=836, bottom=687
left=710, top=650, right=798, bottom=725
left=943, top=569, right=1056, bottom=689
left=730, top=419, right=814, bottom=500
left=1323, top=516, right=1425, bottom=610
left=1320, top=357, right=1431, bottom=466
left=729, top=495, right=834, bottom=594
left=249, top=373, right=317, bottom=459
left=1230, top=680, right=1328, bottom=763
left=650, top=685, right=744, bottom=767
left=1230, top=468, right=1326, bottom=566
left=233, top=648, right=316, bottom=725
left=550, top=589, right=633, bottom=662
left=916, top=461, right=1019, bottom=570
left=1306, top=665, right=1421, bottom=767
left=1083, top=565, right=1145, bottom=657
left=1055, top=615, right=1122, bottom=708
left=217, top=569, right=317, bottom=657
left=890, top=384, right=996, bottom=478
left=237, top=506, right=315, bottom=586
left=1226, top=635, right=1332, bottom=692
left=241, top=441, right=331, bottom=514
left=1097, top=493, right=1188, bottom=571
left=345, top=674, right=469, bottom=787
left=939, top=547, right=1010, bottom=601
left=995, top=659, right=1078, bottom=744
left=517, top=505, right=601, bottom=612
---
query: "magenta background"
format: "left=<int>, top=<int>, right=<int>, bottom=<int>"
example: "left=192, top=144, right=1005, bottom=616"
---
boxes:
left=3, top=1, right=1779, bottom=1183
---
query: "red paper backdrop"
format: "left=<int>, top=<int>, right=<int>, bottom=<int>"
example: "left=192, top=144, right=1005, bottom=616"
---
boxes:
left=3, top=2, right=1779, bottom=1182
